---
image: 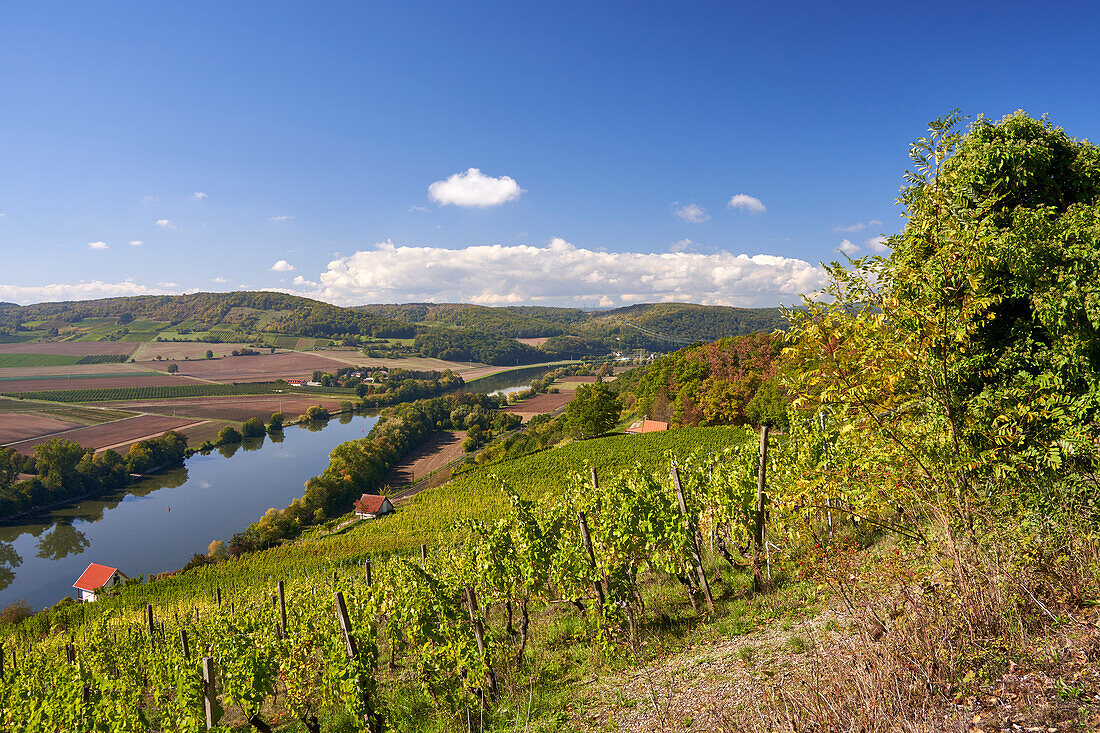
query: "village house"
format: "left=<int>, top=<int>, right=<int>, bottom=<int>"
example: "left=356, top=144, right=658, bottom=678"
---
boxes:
left=353, top=493, right=394, bottom=519
left=73, top=563, right=128, bottom=602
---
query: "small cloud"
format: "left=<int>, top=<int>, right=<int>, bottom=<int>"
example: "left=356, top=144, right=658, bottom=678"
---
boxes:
left=140, top=195, right=158, bottom=205
left=833, top=219, right=882, bottom=233
left=292, top=275, right=319, bottom=287
left=156, top=219, right=176, bottom=229
left=674, top=203, right=710, bottom=223
left=669, top=238, right=694, bottom=253
left=428, top=168, right=524, bottom=207
left=88, top=241, right=109, bottom=250
left=0, top=213, right=6, bottom=218
left=408, top=206, right=429, bottom=213
left=269, top=215, right=294, bottom=222
left=727, top=194, right=766, bottom=213
left=270, top=260, right=296, bottom=272
left=192, top=192, right=207, bottom=200
left=211, top=276, right=229, bottom=283
left=866, top=235, right=890, bottom=253
left=158, top=281, right=179, bottom=288
left=129, top=240, right=144, bottom=247
left=837, top=239, right=860, bottom=256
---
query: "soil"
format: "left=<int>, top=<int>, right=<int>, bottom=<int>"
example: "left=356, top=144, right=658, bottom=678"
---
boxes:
left=137, top=351, right=350, bottom=382
left=107, top=394, right=349, bottom=422
left=0, top=342, right=139, bottom=356
left=5, top=414, right=202, bottom=455
left=0, top=363, right=154, bottom=379
left=0, top=374, right=201, bottom=393
left=129, top=342, right=257, bottom=361
left=380, top=431, right=466, bottom=490
left=506, top=391, right=575, bottom=420
left=516, top=337, right=550, bottom=347
left=0, top=413, right=82, bottom=444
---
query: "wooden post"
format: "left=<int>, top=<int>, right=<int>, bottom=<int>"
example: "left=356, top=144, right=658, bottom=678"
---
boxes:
left=277, top=580, right=287, bottom=637
left=180, top=629, right=191, bottom=661
left=577, top=511, right=606, bottom=612
left=82, top=684, right=91, bottom=704
left=420, top=543, right=427, bottom=561
left=753, top=424, right=770, bottom=593
left=0, top=645, right=4, bottom=677
left=66, top=642, right=75, bottom=664
left=364, top=560, right=372, bottom=589
left=464, top=586, right=499, bottom=699
left=202, top=656, right=218, bottom=730
left=216, top=587, right=222, bottom=607
left=147, top=605, right=155, bottom=647
left=672, top=464, right=714, bottom=613
left=333, top=591, right=380, bottom=733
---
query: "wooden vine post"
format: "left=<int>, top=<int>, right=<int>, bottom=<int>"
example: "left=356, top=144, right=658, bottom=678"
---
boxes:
left=146, top=605, right=155, bottom=648
left=334, top=591, right=381, bottom=733
left=364, top=559, right=372, bottom=588
left=753, top=424, right=770, bottom=593
left=277, top=580, right=287, bottom=637
left=577, top=511, right=606, bottom=613
left=179, top=628, right=190, bottom=661
left=463, top=586, right=499, bottom=699
left=202, top=656, right=219, bottom=730
left=672, top=464, right=714, bottom=613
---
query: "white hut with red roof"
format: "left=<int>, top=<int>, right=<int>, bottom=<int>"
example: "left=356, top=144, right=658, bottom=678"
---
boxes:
left=353, top=494, right=394, bottom=520
left=73, top=563, right=127, bottom=602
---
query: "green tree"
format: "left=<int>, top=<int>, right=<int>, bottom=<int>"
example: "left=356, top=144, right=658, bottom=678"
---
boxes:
left=267, top=412, right=285, bottom=433
left=565, top=382, right=621, bottom=439
left=205, top=349, right=214, bottom=359
left=217, top=426, right=243, bottom=444
left=166, top=363, right=179, bottom=373
left=240, top=417, right=266, bottom=438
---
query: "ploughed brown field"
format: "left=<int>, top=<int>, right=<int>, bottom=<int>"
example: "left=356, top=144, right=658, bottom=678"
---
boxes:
left=138, top=351, right=349, bottom=382
left=0, top=363, right=153, bottom=379
left=383, top=431, right=466, bottom=497
left=505, top=391, right=575, bottom=420
left=5, top=415, right=203, bottom=455
left=0, top=374, right=202, bottom=393
left=107, top=395, right=349, bottom=422
left=129, top=342, right=258, bottom=362
left=0, top=413, right=82, bottom=444
left=0, top=342, right=139, bottom=356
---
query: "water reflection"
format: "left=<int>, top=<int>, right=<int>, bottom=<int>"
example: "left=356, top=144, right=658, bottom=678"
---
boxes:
left=35, top=522, right=89, bottom=561
left=242, top=435, right=265, bottom=452
left=0, top=542, right=22, bottom=591
left=218, top=442, right=241, bottom=459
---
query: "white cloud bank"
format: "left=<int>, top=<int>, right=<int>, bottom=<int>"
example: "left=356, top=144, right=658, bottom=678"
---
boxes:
left=88, top=241, right=109, bottom=250
left=866, top=235, right=890, bottom=253
left=837, top=239, right=860, bottom=256
left=192, top=192, right=207, bottom=200
left=0, top=280, right=177, bottom=305
left=428, top=168, right=524, bottom=207
left=270, top=260, right=296, bottom=272
left=156, top=219, right=176, bottom=229
left=129, top=240, right=144, bottom=247
left=315, top=238, right=825, bottom=307
left=834, top=219, right=881, bottom=233
left=727, top=194, right=766, bottom=213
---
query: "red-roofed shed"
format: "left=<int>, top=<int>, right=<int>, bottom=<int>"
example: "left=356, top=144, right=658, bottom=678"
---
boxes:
left=73, top=563, right=127, bottom=602
left=626, top=419, right=669, bottom=434
left=353, top=494, right=394, bottom=519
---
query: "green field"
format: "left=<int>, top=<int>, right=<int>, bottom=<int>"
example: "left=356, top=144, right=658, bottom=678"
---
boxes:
left=0, top=353, right=83, bottom=367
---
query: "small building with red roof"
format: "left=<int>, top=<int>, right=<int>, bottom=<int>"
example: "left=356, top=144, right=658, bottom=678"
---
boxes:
left=73, top=563, right=128, bottom=602
left=626, top=419, right=669, bottom=434
left=353, top=494, right=394, bottom=519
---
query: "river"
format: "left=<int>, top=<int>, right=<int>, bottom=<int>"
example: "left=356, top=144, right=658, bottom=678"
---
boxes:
left=0, top=366, right=556, bottom=611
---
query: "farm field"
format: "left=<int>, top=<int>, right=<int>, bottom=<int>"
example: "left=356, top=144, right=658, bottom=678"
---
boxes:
left=129, top=341, right=260, bottom=361
left=138, top=351, right=348, bottom=382
left=4, top=414, right=203, bottom=455
left=0, top=341, right=138, bottom=356
left=72, top=318, right=169, bottom=342
left=381, top=430, right=465, bottom=491
left=505, top=391, right=575, bottom=420
left=0, top=413, right=82, bottom=444
left=515, top=336, right=550, bottom=346
left=107, top=394, right=350, bottom=422
left=0, top=354, right=86, bottom=367
left=0, top=374, right=202, bottom=393
left=0, top=363, right=156, bottom=380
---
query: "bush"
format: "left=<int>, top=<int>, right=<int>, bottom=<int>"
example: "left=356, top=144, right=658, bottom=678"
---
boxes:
left=240, top=417, right=265, bottom=438
left=267, top=412, right=285, bottom=432
left=217, top=426, right=243, bottom=444
left=304, top=405, right=330, bottom=421
left=0, top=599, right=33, bottom=626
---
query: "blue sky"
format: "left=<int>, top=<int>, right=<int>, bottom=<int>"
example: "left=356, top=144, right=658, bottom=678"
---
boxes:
left=2, top=1, right=1099, bottom=307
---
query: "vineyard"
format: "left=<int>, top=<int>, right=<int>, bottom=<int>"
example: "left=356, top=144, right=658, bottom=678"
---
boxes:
left=0, top=435, right=794, bottom=732
left=75, top=354, right=130, bottom=365
left=0, top=382, right=358, bottom=403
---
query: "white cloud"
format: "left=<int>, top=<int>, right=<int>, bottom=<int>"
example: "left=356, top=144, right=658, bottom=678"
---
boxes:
left=833, top=219, right=882, bottom=233
left=0, top=213, right=6, bottom=218
left=270, top=215, right=294, bottom=222
left=211, top=276, right=229, bottom=283
left=674, top=203, right=710, bottom=223
left=156, top=219, right=176, bottom=229
left=270, top=260, right=296, bottom=272
left=158, top=281, right=179, bottom=288
left=129, top=240, right=144, bottom=247
left=727, top=194, right=766, bottom=213
left=669, top=238, right=693, bottom=253
left=292, top=275, right=319, bottom=287
left=408, top=206, right=429, bottom=213
left=140, top=195, right=158, bottom=205
left=88, top=241, right=109, bottom=250
left=866, top=235, right=890, bottom=253
left=315, top=238, right=826, bottom=307
left=192, top=192, right=207, bottom=200
left=428, top=168, right=524, bottom=207
left=837, top=239, right=860, bottom=256
left=0, top=280, right=177, bottom=305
